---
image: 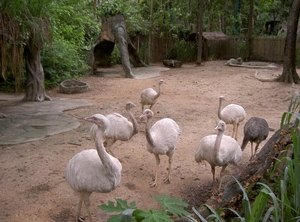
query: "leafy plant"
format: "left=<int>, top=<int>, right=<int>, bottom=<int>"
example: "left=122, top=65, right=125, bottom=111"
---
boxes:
left=165, top=40, right=197, bottom=62
left=99, top=194, right=190, bottom=222
left=41, top=38, right=89, bottom=88
left=280, top=92, right=300, bottom=128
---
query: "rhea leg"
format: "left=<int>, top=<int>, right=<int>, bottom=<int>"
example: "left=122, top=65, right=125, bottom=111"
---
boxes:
left=250, top=141, right=254, bottom=160
left=75, top=193, right=84, bottom=222
left=83, top=192, right=93, bottom=222
left=210, top=165, right=216, bottom=183
left=235, top=123, right=240, bottom=140
left=163, top=155, right=173, bottom=183
left=253, top=142, right=261, bottom=160
left=150, top=154, right=160, bottom=187
left=218, top=165, right=228, bottom=189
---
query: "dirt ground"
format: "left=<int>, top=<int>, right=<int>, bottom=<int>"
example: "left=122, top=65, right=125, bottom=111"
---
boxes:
left=1, top=60, right=299, bottom=222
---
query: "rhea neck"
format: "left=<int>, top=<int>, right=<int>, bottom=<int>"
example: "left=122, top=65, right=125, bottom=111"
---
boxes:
left=144, top=115, right=155, bottom=147
left=94, top=128, right=113, bottom=166
left=218, top=98, right=224, bottom=119
left=214, top=128, right=225, bottom=161
left=126, top=107, right=138, bottom=135
left=154, top=84, right=162, bottom=99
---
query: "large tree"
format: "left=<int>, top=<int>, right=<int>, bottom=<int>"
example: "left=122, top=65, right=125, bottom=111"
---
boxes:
left=196, top=0, right=204, bottom=65
left=0, top=0, right=51, bottom=101
left=276, top=0, right=300, bottom=84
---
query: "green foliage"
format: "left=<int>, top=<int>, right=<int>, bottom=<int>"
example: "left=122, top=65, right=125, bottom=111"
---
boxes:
left=280, top=92, right=300, bottom=129
left=99, top=194, right=190, bottom=222
left=40, top=0, right=99, bottom=89
left=111, top=47, right=122, bottom=65
left=152, top=194, right=189, bottom=217
left=165, top=40, right=197, bottom=62
left=98, top=0, right=123, bottom=17
left=41, top=38, right=89, bottom=89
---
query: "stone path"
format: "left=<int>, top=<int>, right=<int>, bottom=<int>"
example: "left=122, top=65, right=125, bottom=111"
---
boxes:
left=0, top=95, right=92, bottom=145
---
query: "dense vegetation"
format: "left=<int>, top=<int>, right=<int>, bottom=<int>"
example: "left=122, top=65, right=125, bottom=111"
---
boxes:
left=0, top=0, right=294, bottom=91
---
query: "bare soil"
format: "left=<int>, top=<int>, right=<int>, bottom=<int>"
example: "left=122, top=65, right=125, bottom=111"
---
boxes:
left=1, top=60, right=299, bottom=222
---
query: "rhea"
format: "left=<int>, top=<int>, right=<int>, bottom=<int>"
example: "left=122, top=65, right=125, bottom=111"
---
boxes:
left=195, top=120, right=242, bottom=189
left=218, top=96, right=246, bottom=140
left=140, top=79, right=164, bottom=111
left=241, top=117, right=270, bottom=160
left=140, top=109, right=180, bottom=187
left=65, top=114, right=122, bottom=222
left=90, top=102, right=138, bottom=157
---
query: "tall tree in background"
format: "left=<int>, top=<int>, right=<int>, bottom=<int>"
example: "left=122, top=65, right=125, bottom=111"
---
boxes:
left=0, top=0, right=51, bottom=101
left=246, top=0, right=254, bottom=60
left=277, top=0, right=300, bottom=83
left=196, top=0, right=204, bottom=65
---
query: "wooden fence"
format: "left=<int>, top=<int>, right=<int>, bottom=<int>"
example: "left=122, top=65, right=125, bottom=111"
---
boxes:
left=134, top=35, right=299, bottom=63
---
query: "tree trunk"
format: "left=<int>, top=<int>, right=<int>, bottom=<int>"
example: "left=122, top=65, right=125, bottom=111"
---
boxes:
left=277, top=0, right=300, bottom=84
left=221, top=0, right=229, bottom=34
left=193, top=127, right=293, bottom=219
left=245, top=0, right=254, bottom=61
left=23, top=34, right=51, bottom=102
left=196, top=0, right=204, bottom=65
left=92, top=15, right=146, bottom=78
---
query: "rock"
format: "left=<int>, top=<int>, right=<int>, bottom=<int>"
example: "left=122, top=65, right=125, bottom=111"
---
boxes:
left=163, top=59, right=183, bottom=68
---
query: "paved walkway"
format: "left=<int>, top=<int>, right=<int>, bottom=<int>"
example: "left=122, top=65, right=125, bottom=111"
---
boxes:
left=0, top=94, right=93, bottom=145
left=0, top=66, right=169, bottom=145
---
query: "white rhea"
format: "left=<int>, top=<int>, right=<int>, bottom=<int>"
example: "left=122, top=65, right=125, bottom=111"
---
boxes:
left=195, top=120, right=242, bottom=189
left=140, top=109, right=180, bottom=187
left=90, top=102, right=138, bottom=157
left=140, top=79, right=164, bottom=111
left=241, top=117, right=270, bottom=160
left=218, top=95, right=246, bottom=140
left=65, top=114, right=122, bottom=222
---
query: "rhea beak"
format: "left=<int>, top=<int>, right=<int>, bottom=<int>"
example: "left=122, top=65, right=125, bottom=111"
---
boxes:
left=84, top=117, right=93, bottom=122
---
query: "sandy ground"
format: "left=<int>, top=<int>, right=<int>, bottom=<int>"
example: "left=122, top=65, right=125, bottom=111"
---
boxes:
left=1, top=60, right=299, bottom=222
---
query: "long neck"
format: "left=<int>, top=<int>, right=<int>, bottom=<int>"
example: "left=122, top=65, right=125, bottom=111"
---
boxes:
left=154, top=84, right=162, bottom=99
left=94, top=129, right=114, bottom=169
left=218, top=99, right=223, bottom=119
left=145, top=116, right=155, bottom=146
left=127, top=108, right=138, bottom=135
left=214, top=129, right=224, bottom=158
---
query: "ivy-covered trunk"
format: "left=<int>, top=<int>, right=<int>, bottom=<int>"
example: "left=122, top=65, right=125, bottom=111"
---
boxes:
left=23, top=35, right=51, bottom=102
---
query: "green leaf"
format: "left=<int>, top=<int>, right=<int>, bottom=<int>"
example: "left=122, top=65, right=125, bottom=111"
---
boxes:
left=232, top=177, right=251, bottom=220
left=98, top=199, right=137, bottom=213
left=203, top=204, right=225, bottom=222
left=135, top=208, right=173, bottom=222
left=151, top=194, right=189, bottom=217
left=249, top=190, right=269, bottom=222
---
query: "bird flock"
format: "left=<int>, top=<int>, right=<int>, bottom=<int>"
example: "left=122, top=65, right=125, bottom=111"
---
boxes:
left=65, top=79, right=272, bottom=221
